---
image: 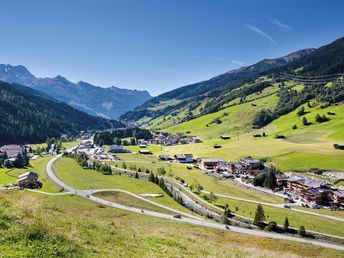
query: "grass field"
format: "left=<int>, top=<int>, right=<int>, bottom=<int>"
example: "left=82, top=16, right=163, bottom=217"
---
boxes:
left=53, top=157, right=198, bottom=216
left=110, top=159, right=284, bottom=204
left=1, top=190, right=342, bottom=257
left=93, top=191, right=176, bottom=215
left=144, top=101, right=344, bottom=171
left=210, top=194, right=344, bottom=237
left=0, top=156, right=63, bottom=193
left=164, top=92, right=279, bottom=141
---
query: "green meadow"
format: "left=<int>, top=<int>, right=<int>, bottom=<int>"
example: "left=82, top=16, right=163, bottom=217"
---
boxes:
left=1, top=190, right=341, bottom=257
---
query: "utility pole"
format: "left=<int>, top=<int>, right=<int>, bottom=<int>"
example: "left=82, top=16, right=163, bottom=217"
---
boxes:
left=236, top=132, right=239, bottom=141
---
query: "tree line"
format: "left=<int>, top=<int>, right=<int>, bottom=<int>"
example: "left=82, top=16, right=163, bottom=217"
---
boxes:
left=93, top=128, right=152, bottom=146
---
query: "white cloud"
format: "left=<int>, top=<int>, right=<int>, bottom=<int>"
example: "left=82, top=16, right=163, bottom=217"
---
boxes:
left=245, top=24, right=277, bottom=45
left=210, top=56, right=225, bottom=61
left=270, top=18, right=293, bottom=32
left=231, top=59, right=244, bottom=66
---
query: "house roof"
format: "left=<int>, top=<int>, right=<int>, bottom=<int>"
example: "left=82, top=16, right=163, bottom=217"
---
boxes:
left=240, top=157, right=260, bottom=164
left=17, top=171, right=38, bottom=182
left=175, top=154, right=186, bottom=159
left=159, top=155, right=171, bottom=159
left=217, top=161, right=228, bottom=167
left=184, top=154, right=193, bottom=159
left=288, top=177, right=327, bottom=188
left=201, top=158, right=225, bottom=163
left=333, top=190, right=344, bottom=198
left=0, top=145, right=22, bottom=150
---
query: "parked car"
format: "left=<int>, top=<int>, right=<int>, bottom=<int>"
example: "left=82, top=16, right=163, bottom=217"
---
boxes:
left=173, top=214, right=181, bottom=219
left=86, top=195, right=90, bottom=198
left=284, top=205, right=291, bottom=209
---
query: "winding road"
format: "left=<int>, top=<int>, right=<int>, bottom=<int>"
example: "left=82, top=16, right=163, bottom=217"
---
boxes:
left=44, top=154, right=344, bottom=251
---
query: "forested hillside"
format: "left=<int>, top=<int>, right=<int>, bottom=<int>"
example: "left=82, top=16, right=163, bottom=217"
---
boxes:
left=0, top=82, right=123, bottom=144
left=121, top=49, right=314, bottom=122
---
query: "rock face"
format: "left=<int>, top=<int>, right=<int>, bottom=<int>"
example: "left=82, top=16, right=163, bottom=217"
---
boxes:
left=0, top=64, right=152, bottom=119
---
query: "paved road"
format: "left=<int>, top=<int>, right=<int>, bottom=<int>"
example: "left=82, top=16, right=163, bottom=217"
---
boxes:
left=45, top=154, right=344, bottom=251
left=83, top=188, right=203, bottom=220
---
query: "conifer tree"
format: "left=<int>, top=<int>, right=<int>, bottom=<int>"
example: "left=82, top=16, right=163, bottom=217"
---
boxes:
left=253, top=204, right=265, bottom=227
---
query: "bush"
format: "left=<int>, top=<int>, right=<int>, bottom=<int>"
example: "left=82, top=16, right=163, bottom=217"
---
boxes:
left=264, top=221, right=278, bottom=232
left=298, top=225, right=306, bottom=237
left=292, top=124, right=297, bottom=130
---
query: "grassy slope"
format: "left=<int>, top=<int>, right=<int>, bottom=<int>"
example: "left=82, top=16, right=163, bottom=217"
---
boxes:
left=93, top=191, right=176, bottom=215
left=164, top=89, right=279, bottom=140
left=53, top=157, right=197, bottom=216
left=109, top=157, right=344, bottom=237
left=1, top=190, right=342, bottom=257
left=110, top=158, right=283, bottom=204
left=145, top=92, right=344, bottom=171
left=211, top=194, right=344, bottom=237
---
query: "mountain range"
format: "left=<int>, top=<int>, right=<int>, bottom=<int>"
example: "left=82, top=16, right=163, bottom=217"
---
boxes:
left=0, top=81, right=123, bottom=144
left=120, top=48, right=315, bottom=122
left=0, top=65, right=152, bottom=119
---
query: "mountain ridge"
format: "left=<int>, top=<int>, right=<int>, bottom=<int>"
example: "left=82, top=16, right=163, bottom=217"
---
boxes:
left=0, top=65, right=152, bottom=119
left=120, top=48, right=315, bottom=122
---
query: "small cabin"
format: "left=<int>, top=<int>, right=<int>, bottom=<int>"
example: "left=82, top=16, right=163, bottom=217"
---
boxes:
left=274, top=134, right=286, bottom=139
left=213, top=144, right=222, bottom=149
left=327, top=112, right=336, bottom=115
left=253, top=134, right=261, bottom=138
left=159, top=155, right=172, bottom=161
left=334, top=144, right=344, bottom=150
left=17, top=172, right=38, bottom=187
left=220, top=136, right=231, bottom=140
left=139, top=150, right=152, bottom=155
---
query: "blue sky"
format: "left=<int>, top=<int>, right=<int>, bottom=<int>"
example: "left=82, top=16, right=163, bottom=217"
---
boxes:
left=0, top=0, right=343, bottom=95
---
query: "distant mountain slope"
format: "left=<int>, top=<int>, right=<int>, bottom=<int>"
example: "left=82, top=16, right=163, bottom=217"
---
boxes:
left=121, top=48, right=314, bottom=122
left=0, top=81, right=122, bottom=144
left=0, top=65, right=152, bottom=119
left=275, top=36, right=344, bottom=75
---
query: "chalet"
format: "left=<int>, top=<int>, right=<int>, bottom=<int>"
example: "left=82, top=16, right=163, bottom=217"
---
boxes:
left=108, top=146, right=124, bottom=153
left=198, top=158, right=225, bottom=170
left=216, top=161, right=228, bottom=171
left=161, top=132, right=169, bottom=137
left=213, top=144, right=222, bottom=149
left=17, top=172, right=38, bottom=187
left=139, top=150, right=152, bottom=155
left=327, top=112, right=336, bottom=115
left=309, top=168, right=322, bottom=174
left=227, top=162, right=243, bottom=174
left=301, top=187, right=332, bottom=205
left=240, top=157, right=260, bottom=168
left=329, top=190, right=344, bottom=206
left=187, top=136, right=201, bottom=143
left=0, top=145, right=24, bottom=158
left=220, top=136, right=231, bottom=140
left=274, top=134, right=286, bottom=139
left=243, top=170, right=261, bottom=178
left=287, top=177, right=329, bottom=193
left=174, top=154, right=193, bottom=163
left=286, top=176, right=332, bottom=204
left=275, top=173, right=288, bottom=187
left=137, top=139, right=147, bottom=145
left=334, top=144, right=344, bottom=150
left=159, top=155, right=172, bottom=161
left=176, top=132, right=185, bottom=138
